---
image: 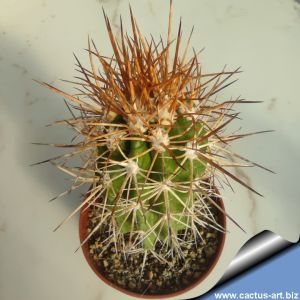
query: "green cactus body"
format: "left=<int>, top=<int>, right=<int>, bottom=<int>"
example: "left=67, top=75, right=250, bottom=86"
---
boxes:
left=43, top=3, right=262, bottom=272
left=97, top=116, right=208, bottom=249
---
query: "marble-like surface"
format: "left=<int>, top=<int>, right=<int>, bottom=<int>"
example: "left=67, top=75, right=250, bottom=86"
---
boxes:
left=0, top=0, right=299, bottom=299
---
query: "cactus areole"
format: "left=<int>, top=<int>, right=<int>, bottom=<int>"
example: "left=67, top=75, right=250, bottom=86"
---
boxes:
left=40, top=1, right=267, bottom=297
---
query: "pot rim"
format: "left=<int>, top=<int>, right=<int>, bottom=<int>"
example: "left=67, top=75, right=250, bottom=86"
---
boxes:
left=79, top=194, right=226, bottom=299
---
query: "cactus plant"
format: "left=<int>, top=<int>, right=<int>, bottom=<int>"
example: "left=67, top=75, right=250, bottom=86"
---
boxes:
left=37, top=2, right=271, bottom=295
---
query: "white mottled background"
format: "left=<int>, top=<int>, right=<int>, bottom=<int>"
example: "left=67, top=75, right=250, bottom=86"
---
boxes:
left=0, top=0, right=299, bottom=299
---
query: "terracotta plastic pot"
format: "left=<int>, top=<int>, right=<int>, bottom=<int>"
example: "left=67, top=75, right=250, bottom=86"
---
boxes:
left=79, top=195, right=226, bottom=299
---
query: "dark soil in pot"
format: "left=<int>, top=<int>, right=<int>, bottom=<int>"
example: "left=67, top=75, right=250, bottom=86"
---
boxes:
left=80, top=195, right=226, bottom=298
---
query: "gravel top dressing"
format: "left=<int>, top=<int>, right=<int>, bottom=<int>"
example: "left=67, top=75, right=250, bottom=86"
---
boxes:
left=87, top=200, right=224, bottom=296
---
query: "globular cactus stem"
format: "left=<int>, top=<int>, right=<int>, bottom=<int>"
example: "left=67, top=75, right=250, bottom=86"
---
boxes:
left=97, top=115, right=208, bottom=250
left=39, top=2, right=268, bottom=258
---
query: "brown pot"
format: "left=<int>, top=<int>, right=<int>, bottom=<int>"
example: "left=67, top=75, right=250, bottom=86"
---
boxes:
left=79, top=196, right=226, bottom=299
